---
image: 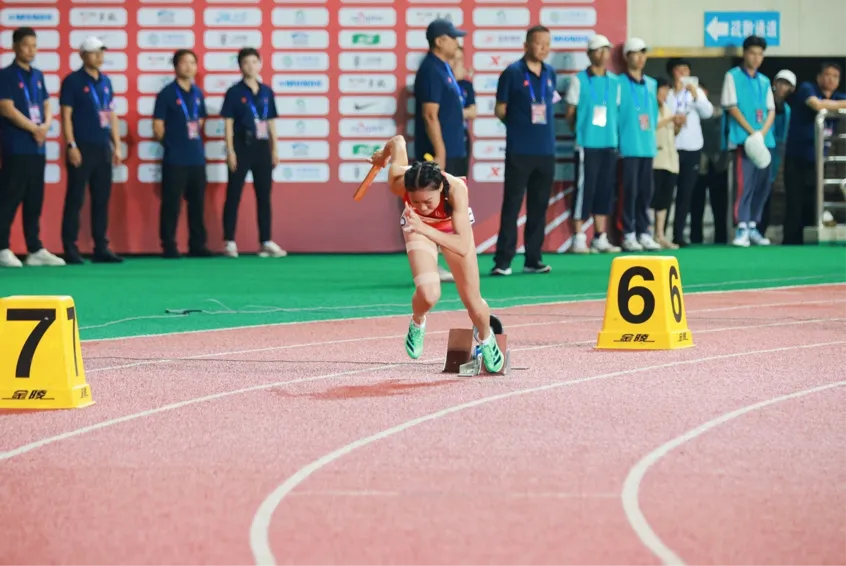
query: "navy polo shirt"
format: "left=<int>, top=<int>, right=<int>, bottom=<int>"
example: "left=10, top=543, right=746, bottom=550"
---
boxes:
left=59, top=68, right=114, bottom=147
left=413, top=52, right=466, bottom=161
left=785, top=81, right=846, bottom=162
left=459, top=78, right=475, bottom=132
left=153, top=81, right=208, bottom=166
left=496, top=58, right=557, bottom=156
left=220, top=80, right=278, bottom=141
left=0, top=61, right=49, bottom=156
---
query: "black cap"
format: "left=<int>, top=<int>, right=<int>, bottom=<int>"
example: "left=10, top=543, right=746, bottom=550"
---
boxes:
left=425, top=18, right=466, bottom=42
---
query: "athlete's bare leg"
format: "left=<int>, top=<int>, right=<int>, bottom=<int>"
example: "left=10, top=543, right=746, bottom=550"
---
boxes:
left=440, top=232, right=492, bottom=341
left=403, top=230, right=440, bottom=359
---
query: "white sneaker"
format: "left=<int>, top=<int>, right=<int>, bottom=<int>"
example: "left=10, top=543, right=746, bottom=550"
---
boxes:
left=732, top=227, right=750, bottom=247
left=638, top=233, right=661, bottom=251
left=591, top=233, right=621, bottom=253
left=259, top=241, right=287, bottom=258
left=438, top=265, right=454, bottom=282
left=570, top=233, right=590, bottom=254
left=224, top=241, right=238, bottom=258
left=25, top=248, right=66, bottom=266
left=749, top=228, right=770, bottom=246
left=0, top=248, right=23, bottom=268
left=621, top=233, right=643, bottom=251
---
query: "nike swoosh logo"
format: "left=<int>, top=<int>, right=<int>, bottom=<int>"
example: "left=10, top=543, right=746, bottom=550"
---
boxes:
left=354, top=102, right=377, bottom=110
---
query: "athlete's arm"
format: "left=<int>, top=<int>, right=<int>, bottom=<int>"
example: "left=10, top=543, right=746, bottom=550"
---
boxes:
left=370, top=134, right=408, bottom=197
left=415, top=174, right=472, bottom=257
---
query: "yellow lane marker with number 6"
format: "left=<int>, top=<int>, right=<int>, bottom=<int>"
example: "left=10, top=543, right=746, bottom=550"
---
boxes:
left=596, top=256, right=693, bottom=350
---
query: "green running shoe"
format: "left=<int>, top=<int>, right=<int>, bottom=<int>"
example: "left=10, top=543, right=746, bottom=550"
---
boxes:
left=405, top=319, right=425, bottom=359
left=479, top=334, right=504, bottom=373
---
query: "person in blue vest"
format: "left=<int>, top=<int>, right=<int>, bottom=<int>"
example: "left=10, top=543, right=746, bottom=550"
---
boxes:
left=719, top=35, right=776, bottom=247
left=59, top=35, right=123, bottom=264
left=564, top=34, right=621, bottom=254
left=220, top=47, right=285, bottom=259
left=491, top=25, right=557, bottom=275
left=758, top=69, right=795, bottom=239
left=152, top=49, right=212, bottom=259
left=616, top=37, right=661, bottom=252
left=782, top=62, right=846, bottom=245
left=0, top=26, right=65, bottom=268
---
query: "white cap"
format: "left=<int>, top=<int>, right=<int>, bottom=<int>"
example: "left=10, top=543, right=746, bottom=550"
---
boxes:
left=587, top=34, right=612, bottom=51
left=79, top=36, right=107, bottom=53
left=774, top=69, right=796, bottom=87
left=623, top=37, right=647, bottom=54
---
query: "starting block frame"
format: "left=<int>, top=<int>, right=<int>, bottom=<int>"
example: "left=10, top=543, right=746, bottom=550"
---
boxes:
left=442, top=314, right=511, bottom=377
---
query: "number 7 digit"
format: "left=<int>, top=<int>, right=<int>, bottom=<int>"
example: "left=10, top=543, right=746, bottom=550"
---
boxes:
left=6, top=308, right=57, bottom=378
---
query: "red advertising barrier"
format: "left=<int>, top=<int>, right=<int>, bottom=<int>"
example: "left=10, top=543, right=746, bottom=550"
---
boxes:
left=1, top=0, right=626, bottom=255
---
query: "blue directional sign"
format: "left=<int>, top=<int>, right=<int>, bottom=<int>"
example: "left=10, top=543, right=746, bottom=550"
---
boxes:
left=703, top=11, right=780, bottom=47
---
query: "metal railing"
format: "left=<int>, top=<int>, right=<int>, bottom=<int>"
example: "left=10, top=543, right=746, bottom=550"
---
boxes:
left=814, top=108, right=846, bottom=239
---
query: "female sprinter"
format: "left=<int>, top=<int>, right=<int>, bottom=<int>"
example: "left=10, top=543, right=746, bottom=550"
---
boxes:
left=367, top=135, right=505, bottom=373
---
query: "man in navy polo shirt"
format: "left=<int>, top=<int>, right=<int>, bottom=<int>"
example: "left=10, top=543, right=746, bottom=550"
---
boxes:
left=782, top=62, right=846, bottom=245
left=220, top=47, right=285, bottom=259
left=59, top=35, right=123, bottom=264
left=491, top=25, right=557, bottom=276
left=153, top=49, right=211, bottom=259
left=0, top=27, right=65, bottom=268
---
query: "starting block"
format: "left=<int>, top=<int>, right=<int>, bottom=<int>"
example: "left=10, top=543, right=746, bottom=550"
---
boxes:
left=443, top=314, right=511, bottom=376
left=595, top=256, right=694, bottom=350
left=0, top=296, right=94, bottom=410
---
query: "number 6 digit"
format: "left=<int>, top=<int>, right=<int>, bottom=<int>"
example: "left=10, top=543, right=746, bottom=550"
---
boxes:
left=617, top=266, right=656, bottom=324
left=669, top=265, right=683, bottom=323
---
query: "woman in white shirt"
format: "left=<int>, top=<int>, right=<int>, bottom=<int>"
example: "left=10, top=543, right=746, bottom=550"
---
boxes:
left=665, top=58, right=714, bottom=246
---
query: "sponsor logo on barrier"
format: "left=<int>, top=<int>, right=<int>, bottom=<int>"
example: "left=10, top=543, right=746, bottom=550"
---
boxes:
left=338, top=53, right=397, bottom=72
left=338, top=96, right=396, bottom=116
left=276, top=118, right=330, bottom=138
left=70, top=8, right=127, bottom=27
left=274, top=96, right=330, bottom=116
left=338, top=74, right=396, bottom=94
left=406, top=8, right=463, bottom=27
left=472, top=51, right=522, bottom=71
left=472, top=30, right=524, bottom=49
left=472, top=8, right=530, bottom=27
left=204, top=30, right=261, bottom=49
left=272, top=53, right=330, bottom=71
left=540, top=8, right=597, bottom=27
left=137, top=8, right=194, bottom=27
left=551, top=30, right=596, bottom=49
left=0, top=8, right=59, bottom=27
left=204, top=8, right=261, bottom=27
left=338, top=163, right=389, bottom=183
left=338, top=118, right=397, bottom=138
left=339, top=8, right=396, bottom=26
left=338, top=141, right=382, bottom=160
left=273, top=75, right=331, bottom=93
left=338, top=31, right=397, bottom=49
left=271, top=8, right=330, bottom=27
left=272, top=30, right=331, bottom=49
left=138, top=30, right=195, bottom=49
left=273, top=164, right=331, bottom=183
left=276, top=141, right=331, bottom=160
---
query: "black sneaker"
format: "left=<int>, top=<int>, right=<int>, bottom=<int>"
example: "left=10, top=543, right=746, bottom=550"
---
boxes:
left=523, top=263, right=551, bottom=274
left=92, top=249, right=124, bottom=263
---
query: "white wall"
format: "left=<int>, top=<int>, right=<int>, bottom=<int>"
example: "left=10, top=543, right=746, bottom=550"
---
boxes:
left=629, top=0, right=846, bottom=56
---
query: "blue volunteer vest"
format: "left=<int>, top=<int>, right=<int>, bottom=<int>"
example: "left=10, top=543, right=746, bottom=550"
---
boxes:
left=725, top=66, right=776, bottom=149
left=574, top=69, right=619, bottom=149
left=618, top=74, right=658, bottom=158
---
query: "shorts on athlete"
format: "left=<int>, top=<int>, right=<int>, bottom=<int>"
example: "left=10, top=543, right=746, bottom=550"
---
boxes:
left=367, top=135, right=504, bottom=373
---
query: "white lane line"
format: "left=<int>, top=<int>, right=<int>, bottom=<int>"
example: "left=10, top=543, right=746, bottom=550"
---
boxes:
left=83, top=280, right=846, bottom=343
left=621, top=380, right=846, bottom=566
left=247, top=340, right=846, bottom=566
left=2, top=317, right=839, bottom=463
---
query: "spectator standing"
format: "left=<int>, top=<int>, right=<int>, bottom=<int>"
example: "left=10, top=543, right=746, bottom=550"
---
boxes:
left=565, top=34, right=621, bottom=254
left=665, top=58, right=713, bottom=247
left=651, top=77, right=681, bottom=249
left=758, top=69, right=795, bottom=238
left=782, top=62, right=846, bottom=245
left=153, top=49, right=212, bottom=258
left=451, top=46, right=476, bottom=170
left=720, top=35, right=776, bottom=247
left=616, top=37, right=661, bottom=251
left=221, top=47, right=285, bottom=259
left=59, top=36, right=123, bottom=264
left=491, top=25, right=556, bottom=275
left=0, top=27, right=65, bottom=268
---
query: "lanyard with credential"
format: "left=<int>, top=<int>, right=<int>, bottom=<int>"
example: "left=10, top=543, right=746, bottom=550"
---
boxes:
left=585, top=73, right=610, bottom=105
left=629, top=77, right=648, bottom=111
left=87, top=78, right=109, bottom=110
left=525, top=69, right=547, bottom=103
left=444, top=62, right=464, bottom=106
left=174, top=83, right=199, bottom=122
left=17, top=70, right=40, bottom=109
left=244, top=85, right=268, bottom=121
left=746, top=72, right=766, bottom=109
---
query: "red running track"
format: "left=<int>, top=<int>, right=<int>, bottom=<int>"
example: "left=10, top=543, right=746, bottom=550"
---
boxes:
left=0, top=284, right=844, bottom=565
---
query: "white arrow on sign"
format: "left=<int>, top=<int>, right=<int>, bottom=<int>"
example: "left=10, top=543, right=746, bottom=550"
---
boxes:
left=707, top=16, right=729, bottom=41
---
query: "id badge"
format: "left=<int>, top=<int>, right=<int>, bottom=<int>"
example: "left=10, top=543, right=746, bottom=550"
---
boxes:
left=592, top=105, right=607, bottom=127
left=824, top=126, right=834, bottom=138
left=98, top=110, right=111, bottom=129
left=29, top=105, right=42, bottom=124
left=254, top=119, right=269, bottom=140
left=531, top=103, right=547, bottom=125
left=638, top=113, right=650, bottom=131
left=187, top=120, right=200, bottom=140
left=755, top=109, right=764, bottom=124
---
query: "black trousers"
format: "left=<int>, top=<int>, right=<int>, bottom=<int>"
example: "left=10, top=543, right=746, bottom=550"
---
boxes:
left=690, top=164, right=729, bottom=244
left=223, top=140, right=273, bottom=243
left=782, top=156, right=817, bottom=245
left=445, top=156, right=469, bottom=178
left=672, top=149, right=701, bottom=244
left=619, top=157, right=653, bottom=235
left=0, top=154, right=46, bottom=253
left=62, top=143, right=113, bottom=254
left=493, top=153, right=555, bottom=268
left=160, top=164, right=207, bottom=253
